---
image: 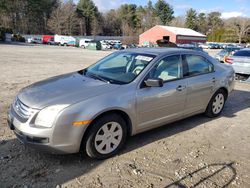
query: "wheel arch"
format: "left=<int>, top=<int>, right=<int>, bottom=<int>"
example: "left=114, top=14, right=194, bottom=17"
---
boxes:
left=218, top=87, right=228, bottom=100
left=80, top=109, right=133, bottom=151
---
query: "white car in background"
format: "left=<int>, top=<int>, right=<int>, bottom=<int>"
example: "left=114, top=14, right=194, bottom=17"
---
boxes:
left=79, top=39, right=93, bottom=48
left=100, top=40, right=111, bottom=50
left=199, top=43, right=210, bottom=49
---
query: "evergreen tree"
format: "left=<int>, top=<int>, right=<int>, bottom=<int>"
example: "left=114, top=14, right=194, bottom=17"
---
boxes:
left=185, top=8, right=198, bottom=30
left=155, top=0, right=174, bottom=25
left=76, top=0, right=99, bottom=35
left=197, top=12, right=207, bottom=34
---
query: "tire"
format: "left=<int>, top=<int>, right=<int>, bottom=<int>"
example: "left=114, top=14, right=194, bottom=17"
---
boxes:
left=83, top=114, right=127, bottom=159
left=205, top=89, right=227, bottom=118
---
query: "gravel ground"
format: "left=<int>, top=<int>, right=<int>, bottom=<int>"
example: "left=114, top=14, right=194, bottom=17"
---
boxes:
left=0, top=44, right=250, bottom=188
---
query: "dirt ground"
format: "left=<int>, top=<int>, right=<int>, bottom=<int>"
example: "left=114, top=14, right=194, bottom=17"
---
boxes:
left=0, top=44, right=250, bottom=188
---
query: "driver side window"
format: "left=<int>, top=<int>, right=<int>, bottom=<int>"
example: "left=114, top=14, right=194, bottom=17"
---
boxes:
left=149, top=55, right=182, bottom=82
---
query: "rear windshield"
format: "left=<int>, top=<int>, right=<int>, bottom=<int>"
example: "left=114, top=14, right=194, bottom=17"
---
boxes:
left=233, top=50, right=250, bottom=57
left=218, top=50, right=227, bottom=55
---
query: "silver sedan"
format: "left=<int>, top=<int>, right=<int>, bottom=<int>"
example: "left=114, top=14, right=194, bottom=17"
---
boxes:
left=7, top=48, right=235, bottom=159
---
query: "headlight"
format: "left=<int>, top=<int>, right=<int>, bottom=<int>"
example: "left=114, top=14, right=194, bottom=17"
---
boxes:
left=35, top=105, right=68, bottom=128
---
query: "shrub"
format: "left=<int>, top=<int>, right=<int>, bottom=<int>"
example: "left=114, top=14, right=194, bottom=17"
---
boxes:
left=11, top=34, right=25, bottom=42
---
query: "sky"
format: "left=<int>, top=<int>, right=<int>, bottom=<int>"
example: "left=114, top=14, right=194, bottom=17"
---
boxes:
left=74, top=0, right=250, bottom=18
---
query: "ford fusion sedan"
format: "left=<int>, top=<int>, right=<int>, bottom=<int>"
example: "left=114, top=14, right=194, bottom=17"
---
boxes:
left=7, top=48, right=235, bottom=159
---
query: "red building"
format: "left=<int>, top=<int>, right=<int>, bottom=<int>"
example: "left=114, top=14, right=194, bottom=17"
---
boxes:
left=139, top=25, right=206, bottom=46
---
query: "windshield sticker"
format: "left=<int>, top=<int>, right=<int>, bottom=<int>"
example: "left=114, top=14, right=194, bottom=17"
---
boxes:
left=135, top=55, right=153, bottom=62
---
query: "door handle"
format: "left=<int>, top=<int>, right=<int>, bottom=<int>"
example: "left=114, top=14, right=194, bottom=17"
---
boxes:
left=176, top=85, right=186, bottom=91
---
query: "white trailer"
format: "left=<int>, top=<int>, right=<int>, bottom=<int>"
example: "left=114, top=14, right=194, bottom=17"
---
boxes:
left=54, top=35, right=76, bottom=46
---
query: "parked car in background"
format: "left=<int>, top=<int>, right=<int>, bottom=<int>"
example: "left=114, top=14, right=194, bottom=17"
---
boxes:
left=79, top=38, right=93, bottom=48
left=126, top=44, right=138, bottom=49
left=215, top=47, right=241, bottom=63
left=28, top=37, right=42, bottom=44
left=225, top=44, right=237, bottom=49
left=225, top=48, right=250, bottom=80
left=100, top=40, right=112, bottom=50
left=7, top=48, right=234, bottom=159
left=113, top=43, right=124, bottom=50
left=199, top=43, right=210, bottom=49
left=208, top=43, right=220, bottom=49
left=47, top=38, right=56, bottom=45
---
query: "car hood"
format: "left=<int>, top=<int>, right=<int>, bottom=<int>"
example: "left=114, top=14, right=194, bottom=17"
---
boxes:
left=18, top=72, right=120, bottom=109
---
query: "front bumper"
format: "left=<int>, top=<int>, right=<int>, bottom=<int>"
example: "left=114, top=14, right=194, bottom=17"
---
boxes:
left=7, top=106, right=86, bottom=154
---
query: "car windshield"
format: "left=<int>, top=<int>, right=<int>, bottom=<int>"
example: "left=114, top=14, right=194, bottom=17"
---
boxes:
left=84, top=52, right=155, bottom=84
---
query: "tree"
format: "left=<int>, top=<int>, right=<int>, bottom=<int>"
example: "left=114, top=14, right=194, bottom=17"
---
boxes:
left=185, top=8, right=198, bottom=30
left=102, top=9, right=122, bottom=36
left=170, top=16, right=185, bottom=27
left=0, top=0, right=7, bottom=11
left=207, top=12, right=223, bottom=32
left=118, top=4, right=139, bottom=36
left=119, top=4, right=138, bottom=29
left=0, top=0, right=58, bottom=34
left=26, top=0, right=59, bottom=34
left=155, top=0, right=174, bottom=25
left=143, top=1, right=158, bottom=29
left=206, top=12, right=223, bottom=41
left=197, top=13, right=207, bottom=34
left=76, top=0, right=100, bottom=35
left=226, top=17, right=250, bottom=43
left=47, top=2, right=65, bottom=34
left=48, top=0, right=79, bottom=35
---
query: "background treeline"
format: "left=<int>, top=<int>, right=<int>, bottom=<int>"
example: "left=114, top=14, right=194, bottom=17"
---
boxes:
left=0, top=0, right=249, bottom=43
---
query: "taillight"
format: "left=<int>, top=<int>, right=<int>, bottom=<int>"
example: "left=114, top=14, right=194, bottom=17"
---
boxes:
left=225, top=56, right=233, bottom=64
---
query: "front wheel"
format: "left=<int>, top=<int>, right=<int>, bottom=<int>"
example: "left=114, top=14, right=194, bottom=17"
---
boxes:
left=83, top=114, right=127, bottom=159
left=205, top=89, right=226, bottom=118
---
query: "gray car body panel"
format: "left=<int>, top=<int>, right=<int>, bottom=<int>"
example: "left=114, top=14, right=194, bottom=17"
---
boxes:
left=8, top=48, right=235, bottom=154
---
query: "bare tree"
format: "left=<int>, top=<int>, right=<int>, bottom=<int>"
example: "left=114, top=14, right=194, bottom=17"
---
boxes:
left=48, top=0, right=79, bottom=35
left=225, top=17, right=250, bottom=43
left=170, top=16, right=185, bottom=27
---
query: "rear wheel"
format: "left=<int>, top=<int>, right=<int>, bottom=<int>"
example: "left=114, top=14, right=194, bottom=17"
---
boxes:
left=205, top=89, right=226, bottom=117
left=84, top=114, right=127, bottom=159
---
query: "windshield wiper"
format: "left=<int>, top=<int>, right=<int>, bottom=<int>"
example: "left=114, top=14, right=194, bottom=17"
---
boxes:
left=88, top=73, right=110, bottom=84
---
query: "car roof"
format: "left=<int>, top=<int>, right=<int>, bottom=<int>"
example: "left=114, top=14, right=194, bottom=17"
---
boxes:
left=123, top=47, right=195, bottom=56
left=240, top=48, right=250, bottom=51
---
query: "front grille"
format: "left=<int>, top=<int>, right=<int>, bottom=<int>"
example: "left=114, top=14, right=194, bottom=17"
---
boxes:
left=13, top=98, right=33, bottom=120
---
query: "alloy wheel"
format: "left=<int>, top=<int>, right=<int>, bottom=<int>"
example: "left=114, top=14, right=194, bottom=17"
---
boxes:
left=212, top=93, right=225, bottom=114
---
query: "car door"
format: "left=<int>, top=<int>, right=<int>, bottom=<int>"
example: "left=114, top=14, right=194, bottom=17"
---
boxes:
left=182, top=54, right=216, bottom=115
left=136, top=55, right=187, bottom=131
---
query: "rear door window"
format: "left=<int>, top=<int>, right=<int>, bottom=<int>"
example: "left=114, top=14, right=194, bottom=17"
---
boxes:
left=183, top=55, right=214, bottom=77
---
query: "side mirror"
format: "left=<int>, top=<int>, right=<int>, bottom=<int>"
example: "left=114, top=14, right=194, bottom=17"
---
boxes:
left=144, top=78, right=164, bottom=87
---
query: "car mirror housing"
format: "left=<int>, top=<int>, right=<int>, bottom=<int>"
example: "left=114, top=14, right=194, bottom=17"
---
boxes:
left=144, top=78, right=164, bottom=87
